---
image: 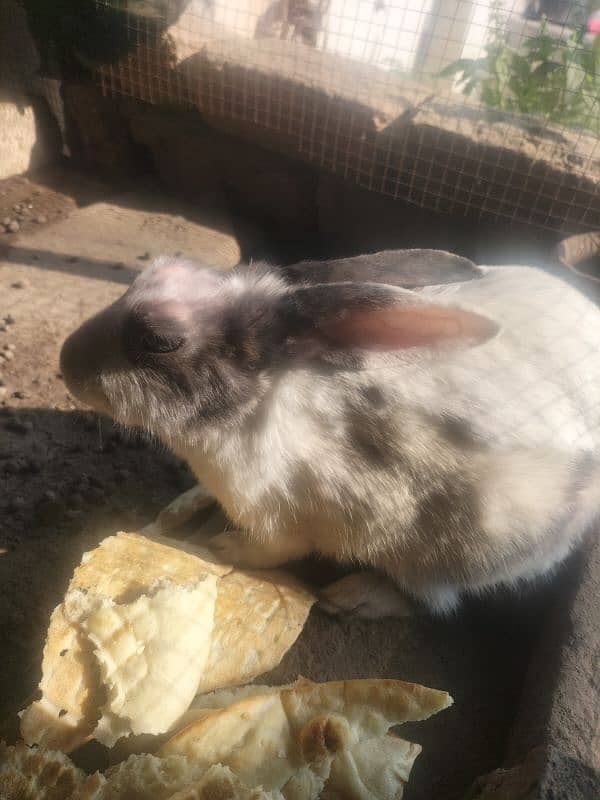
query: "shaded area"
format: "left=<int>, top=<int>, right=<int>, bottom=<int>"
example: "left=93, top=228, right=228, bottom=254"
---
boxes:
left=0, top=403, right=576, bottom=800
left=0, top=406, right=196, bottom=721
left=0, top=245, right=137, bottom=284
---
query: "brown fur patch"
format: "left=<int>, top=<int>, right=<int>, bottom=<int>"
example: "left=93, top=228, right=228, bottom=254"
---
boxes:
left=345, top=402, right=402, bottom=468
left=361, top=385, right=386, bottom=409
left=435, top=414, right=482, bottom=450
left=414, top=478, right=482, bottom=574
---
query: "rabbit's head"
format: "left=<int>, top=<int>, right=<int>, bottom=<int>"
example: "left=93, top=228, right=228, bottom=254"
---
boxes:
left=60, top=256, right=499, bottom=445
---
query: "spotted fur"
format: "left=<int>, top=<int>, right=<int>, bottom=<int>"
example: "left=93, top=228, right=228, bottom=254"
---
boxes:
left=60, top=251, right=600, bottom=613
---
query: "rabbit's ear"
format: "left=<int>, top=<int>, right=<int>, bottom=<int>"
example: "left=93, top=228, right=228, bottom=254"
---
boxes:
left=279, top=283, right=499, bottom=354
left=282, top=249, right=483, bottom=289
left=319, top=303, right=499, bottom=351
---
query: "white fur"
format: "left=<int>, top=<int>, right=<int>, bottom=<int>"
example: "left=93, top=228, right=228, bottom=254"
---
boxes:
left=177, top=266, right=600, bottom=612
left=64, top=260, right=600, bottom=616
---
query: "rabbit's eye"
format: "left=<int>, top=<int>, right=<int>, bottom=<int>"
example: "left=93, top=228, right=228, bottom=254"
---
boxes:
left=139, top=329, right=185, bottom=353
left=123, top=313, right=185, bottom=357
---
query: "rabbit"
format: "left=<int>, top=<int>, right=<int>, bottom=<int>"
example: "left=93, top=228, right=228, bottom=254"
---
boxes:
left=59, top=249, right=600, bottom=617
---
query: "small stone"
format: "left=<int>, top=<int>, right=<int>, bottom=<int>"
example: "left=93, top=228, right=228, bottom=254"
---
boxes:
left=0, top=325, right=6, bottom=332
left=137, top=251, right=151, bottom=261
left=3, top=343, right=15, bottom=351
left=12, top=390, right=28, bottom=399
left=13, top=203, right=21, bottom=212
left=4, top=314, right=15, bottom=325
left=10, top=279, right=26, bottom=289
left=2, top=350, right=13, bottom=360
left=0, top=387, right=7, bottom=399
left=32, top=189, right=41, bottom=195
left=1, top=217, right=10, bottom=226
left=34, top=214, right=47, bottom=224
left=27, top=203, right=33, bottom=210
left=7, top=221, right=19, bottom=233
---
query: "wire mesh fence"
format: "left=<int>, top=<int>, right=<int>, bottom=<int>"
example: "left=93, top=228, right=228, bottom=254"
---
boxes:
left=7, top=0, right=600, bottom=234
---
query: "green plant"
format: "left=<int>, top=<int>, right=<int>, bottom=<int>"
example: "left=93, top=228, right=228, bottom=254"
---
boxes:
left=440, top=7, right=600, bottom=135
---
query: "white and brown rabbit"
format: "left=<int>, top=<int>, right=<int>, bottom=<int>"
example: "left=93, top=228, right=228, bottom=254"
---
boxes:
left=60, top=249, right=600, bottom=617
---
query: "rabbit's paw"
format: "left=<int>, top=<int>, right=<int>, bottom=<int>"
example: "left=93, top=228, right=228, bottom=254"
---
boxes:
left=319, top=572, right=416, bottom=619
left=208, top=531, right=310, bottom=568
left=142, top=484, right=216, bottom=535
left=208, top=531, right=263, bottom=566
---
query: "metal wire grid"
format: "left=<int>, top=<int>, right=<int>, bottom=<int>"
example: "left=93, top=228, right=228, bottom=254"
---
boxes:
left=29, top=1, right=600, bottom=233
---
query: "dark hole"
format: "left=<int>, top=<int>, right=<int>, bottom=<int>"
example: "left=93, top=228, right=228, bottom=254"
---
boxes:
left=59, top=649, right=68, bottom=657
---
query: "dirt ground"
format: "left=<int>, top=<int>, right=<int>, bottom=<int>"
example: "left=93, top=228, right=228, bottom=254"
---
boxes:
left=0, top=169, right=202, bottom=708
left=0, top=163, right=584, bottom=799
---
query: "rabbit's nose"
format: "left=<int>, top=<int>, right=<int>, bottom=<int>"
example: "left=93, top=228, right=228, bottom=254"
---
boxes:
left=60, top=305, right=121, bottom=412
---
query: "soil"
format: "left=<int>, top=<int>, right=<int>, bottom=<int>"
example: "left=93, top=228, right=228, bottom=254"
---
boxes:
left=0, top=168, right=200, bottom=718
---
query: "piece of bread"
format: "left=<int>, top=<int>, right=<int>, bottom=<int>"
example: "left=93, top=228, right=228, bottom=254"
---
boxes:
left=3, top=677, right=451, bottom=800
left=70, top=577, right=217, bottom=745
left=89, top=758, right=285, bottom=800
left=160, top=677, right=453, bottom=799
left=20, top=533, right=315, bottom=752
left=0, top=740, right=102, bottom=800
left=0, top=744, right=281, bottom=800
left=322, top=733, right=420, bottom=800
left=153, top=764, right=284, bottom=800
